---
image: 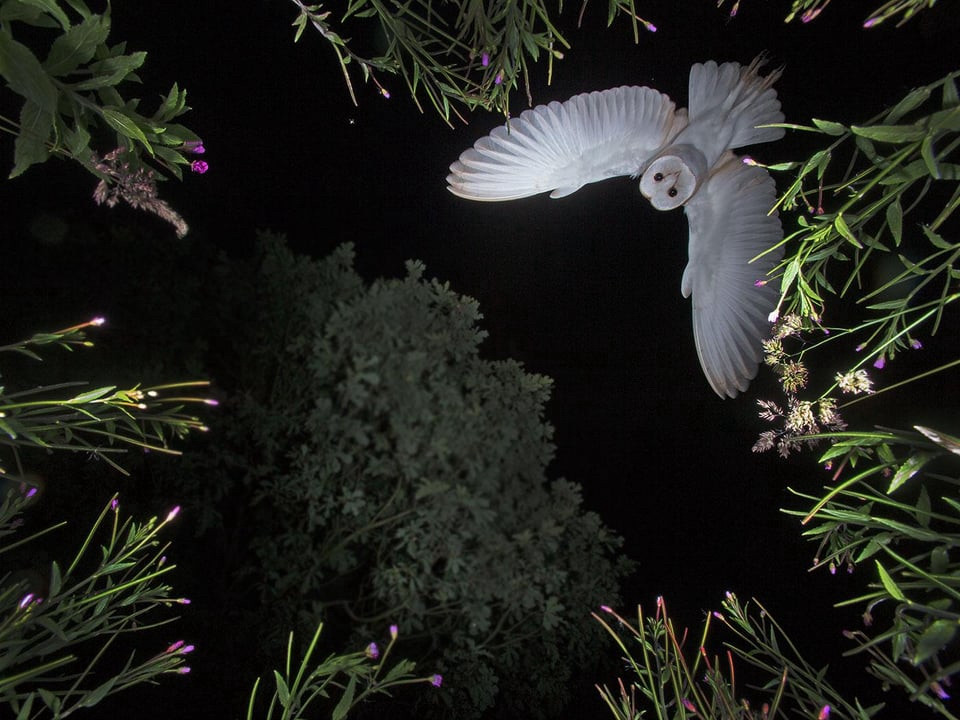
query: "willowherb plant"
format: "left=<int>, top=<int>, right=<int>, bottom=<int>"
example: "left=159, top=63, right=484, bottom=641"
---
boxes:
left=0, top=491, right=193, bottom=716
left=594, top=594, right=873, bottom=720
left=0, top=0, right=205, bottom=232
left=715, top=0, right=940, bottom=27
left=287, top=0, right=657, bottom=124
left=245, top=621, right=441, bottom=720
left=0, top=318, right=215, bottom=479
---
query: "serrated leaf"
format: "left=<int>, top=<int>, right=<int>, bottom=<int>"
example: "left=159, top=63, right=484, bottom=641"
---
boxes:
left=332, top=674, right=357, bottom=720
left=10, top=98, right=53, bottom=178
left=875, top=560, right=906, bottom=601
left=922, top=225, right=953, bottom=250
left=887, top=452, right=931, bottom=493
left=812, top=118, right=846, bottom=135
left=100, top=108, right=152, bottom=152
left=70, top=50, right=146, bottom=90
left=913, top=620, right=956, bottom=665
left=44, top=14, right=109, bottom=76
left=851, top=124, right=925, bottom=143
left=0, top=27, right=59, bottom=113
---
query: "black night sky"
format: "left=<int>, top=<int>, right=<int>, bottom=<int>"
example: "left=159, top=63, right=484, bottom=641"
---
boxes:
left=2, top=1, right=959, bottom=717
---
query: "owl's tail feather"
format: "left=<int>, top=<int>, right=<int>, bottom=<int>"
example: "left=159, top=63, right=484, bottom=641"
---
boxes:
left=688, top=54, right=785, bottom=150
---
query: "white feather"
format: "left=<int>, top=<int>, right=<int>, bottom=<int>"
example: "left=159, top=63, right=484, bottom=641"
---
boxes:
left=447, top=86, right=681, bottom=201
left=682, top=154, right=783, bottom=398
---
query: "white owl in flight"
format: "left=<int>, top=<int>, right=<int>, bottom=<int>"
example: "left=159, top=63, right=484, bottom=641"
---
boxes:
left=447, top=56, right=786, bottom=398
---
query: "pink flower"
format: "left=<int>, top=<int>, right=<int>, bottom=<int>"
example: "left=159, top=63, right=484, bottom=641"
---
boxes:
left=366, top=642, right=380, bottom=659
left=481, top=52, right=490, bottom=67
left=191, top=161, right=209, bottom=174
left=389, top=624, right=398, bottom=640
left=873, top=356, right=886, bottom=369
left=430, top=674, right=443, bottom=687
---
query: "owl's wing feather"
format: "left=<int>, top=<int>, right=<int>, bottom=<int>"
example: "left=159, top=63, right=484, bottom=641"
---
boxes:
left=681, top=154, right=783, bottom=398
left=447, top=86, right=681, bottom=201
left=686, top=56, right=784, bottom=153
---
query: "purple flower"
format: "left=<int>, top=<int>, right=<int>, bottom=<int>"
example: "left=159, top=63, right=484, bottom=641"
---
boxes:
left=389, top=624, right=398, bottom=640
left=430, top=674, right=443, bottom=687
left=182, top=140, right=206, bottom=154
left=481, top=52, right=490, bottom=67
left=494, top=72, right=503, bottom=85
left=366, top=642, right=380, bottom=659
left=165, top=641, right=184, bottom=653
left=18, top=593, right=34, bottom=609
left=26, top=487, right=38, bottom=499
left=166, top=506, right=181, bottom=522
left=178, top=666, right=191, bottom=674
left=191, top=161, right=209, bottom=174
left=818, top=705, right=831, bottom=720
left=911, top=339, right=923, bottom=350
left=873, top=355, right=886, bottom=369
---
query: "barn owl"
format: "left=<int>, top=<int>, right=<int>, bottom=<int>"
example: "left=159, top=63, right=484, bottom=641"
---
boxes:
left=447, top=57, right=786, bottom=398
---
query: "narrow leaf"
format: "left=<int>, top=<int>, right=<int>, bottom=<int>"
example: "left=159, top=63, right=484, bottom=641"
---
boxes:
left=332, top=674, right=357, bottom=720
left=875, top=560, right=907, bottom=601
left=812, top=118, right=846, bottom=135
left=100, top=108, right=153, bottom=152
left=850, top=124, right=925, bottom=143
left=885, top=86, right=931, bottom=123
left=885, top=199, right=903, bottom=246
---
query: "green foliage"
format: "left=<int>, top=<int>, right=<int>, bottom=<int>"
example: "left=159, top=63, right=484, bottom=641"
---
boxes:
left=0, top=319, right=212, bottom=479
left=752, top=66, right=960, bottom=718
left=192, top=232, right=631, bottom=719
left=288, top=0, right=655, bottom=124
left=783, top=425, right=960, bottom=715
left=596, top=595, right=881, bottom=720
left=246, top=622, right=438, bottom=720
left=768, top=70, right=959, bottom=375
left=0, top=491, right=192, bottom=717
left=716, top=0, right=939, bottom=27
left=0, top=0, right=202, bottom=230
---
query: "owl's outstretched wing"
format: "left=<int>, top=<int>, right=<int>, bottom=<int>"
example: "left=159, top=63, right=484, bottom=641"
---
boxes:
left=679, top=56, right=785, bottom=167
left=680, top=154, right=783, bottom=398
left=447, top=86, right=681, bottom=201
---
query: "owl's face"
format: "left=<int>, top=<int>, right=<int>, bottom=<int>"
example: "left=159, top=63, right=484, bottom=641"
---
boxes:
left=639, top=145, right=708, bottom=211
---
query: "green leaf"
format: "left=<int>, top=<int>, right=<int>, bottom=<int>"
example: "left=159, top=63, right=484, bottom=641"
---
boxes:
left=70, top=50, right=146, bottom=90
left=100, top=108, right=153, bottom=153
left=834, top=213, right=862, bottom=248
left=931, top=546, right=949, bottom=574
left=78, top=675, right=118, bottom=707
left=885, top=86, right=931, bottom=123
left=10, top=98, right=53, bottom=178
left=920, top=134, right=940, bottom=179
left=0, top=27, right=59, bottom=113
left=943, top=75, right=959, bottom=109
left=811, top=118, right=846, bottom=135
left=332, top=674, right=357, bottom=720
left=10, top=0, right=71, bottom=28
left=875, top=560, right=907, bottom=601
left=887, top=452, right=931, bottom=493
left=915, top=425, right=960, bottom=455
left=49, top=560, right=62, bottom=597
left=850, top=123, right=925, bottom=143
left=922, top=225, right=954, bottom=250
left=44, top=14, right=110, bottom=76
left=885, top=199, right=903, bottom=246
left=913, top=620, right=957, bottom=665
left=66, top=385, right=116, bottom=403
left=273, top=670, right=290, bottom=707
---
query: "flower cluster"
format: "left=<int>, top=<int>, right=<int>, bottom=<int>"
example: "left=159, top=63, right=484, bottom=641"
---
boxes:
left=92, top=148, right=190, bottom=238
left=753, top=315, right=849, bottom=457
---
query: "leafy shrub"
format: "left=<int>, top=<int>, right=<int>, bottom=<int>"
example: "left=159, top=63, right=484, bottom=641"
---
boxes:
left=191, top=232, right=631, bottom=719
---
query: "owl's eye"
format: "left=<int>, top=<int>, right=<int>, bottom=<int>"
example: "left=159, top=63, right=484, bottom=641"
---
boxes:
left=653, top=173, right=664, bottom=182
left=668, top=188, right=678, bottom=197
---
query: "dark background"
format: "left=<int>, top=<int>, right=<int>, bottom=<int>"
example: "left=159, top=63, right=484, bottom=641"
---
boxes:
left=2, top=0, right=958, bottom=716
